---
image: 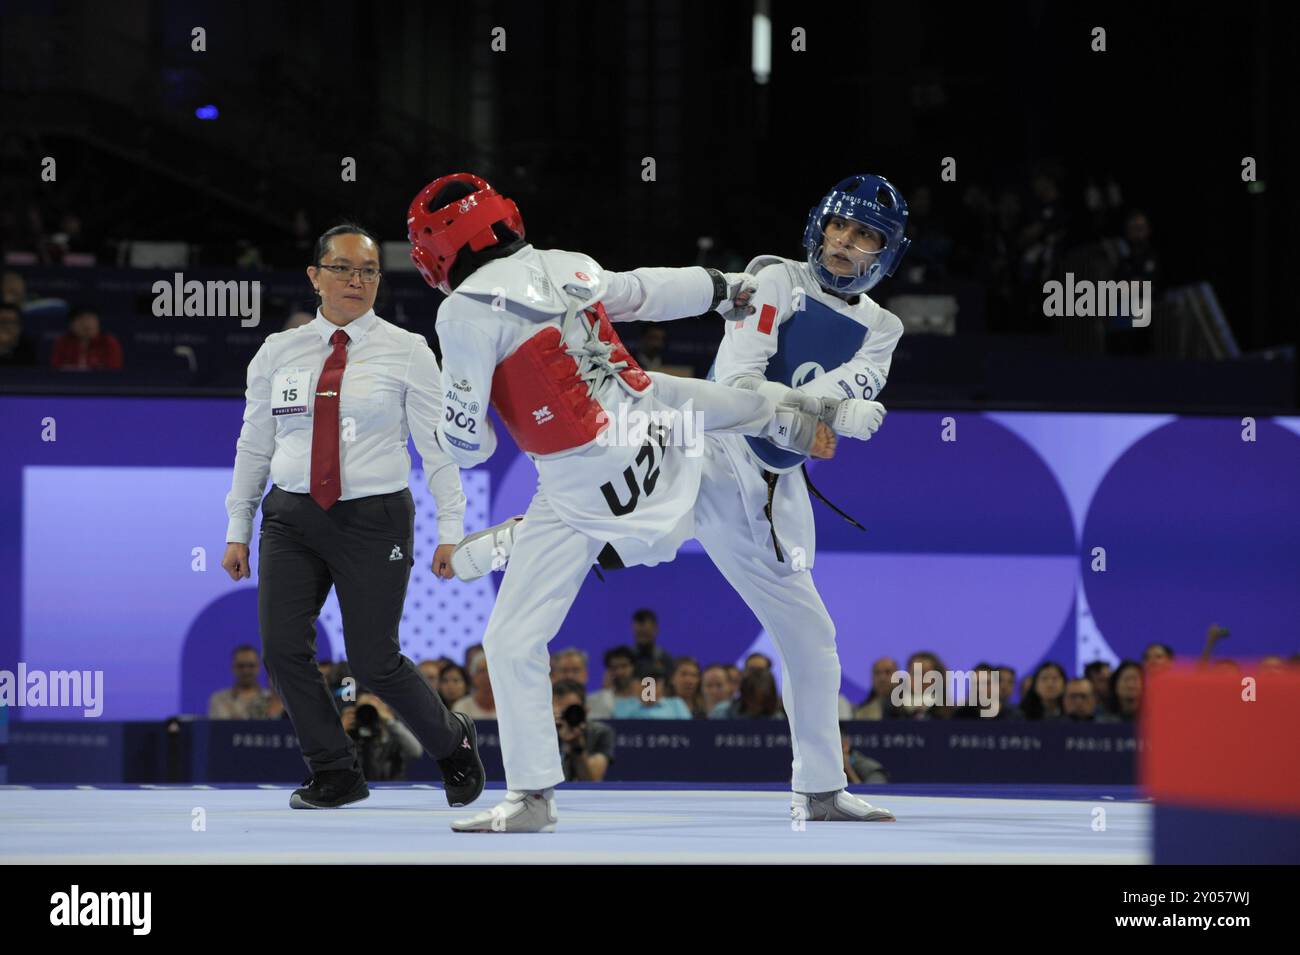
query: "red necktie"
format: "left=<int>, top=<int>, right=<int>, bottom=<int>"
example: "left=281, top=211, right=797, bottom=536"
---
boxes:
left=310, top=328, right=350, bottom=510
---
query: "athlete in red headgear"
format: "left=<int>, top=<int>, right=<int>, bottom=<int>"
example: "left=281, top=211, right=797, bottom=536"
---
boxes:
left=408, top=173, right=830, bottom=831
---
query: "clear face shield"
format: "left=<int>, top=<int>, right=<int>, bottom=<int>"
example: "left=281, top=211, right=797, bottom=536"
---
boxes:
left=814, top=214, right=887, bottom=289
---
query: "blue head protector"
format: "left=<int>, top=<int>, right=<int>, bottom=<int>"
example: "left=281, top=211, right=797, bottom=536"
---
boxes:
left=802, top=174, right=911, bottom=295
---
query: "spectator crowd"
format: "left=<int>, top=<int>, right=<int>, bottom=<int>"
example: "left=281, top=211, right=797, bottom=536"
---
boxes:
left=205, top=609, right=1297, bottom=784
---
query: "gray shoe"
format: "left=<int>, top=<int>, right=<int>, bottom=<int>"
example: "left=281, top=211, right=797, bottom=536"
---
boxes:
left=450, top=789, right=558, bottom=833
left=793, top=790, right=896, bottom=822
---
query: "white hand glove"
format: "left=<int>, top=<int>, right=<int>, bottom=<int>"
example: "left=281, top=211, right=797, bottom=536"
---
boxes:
left=831, top=399, right=887, bottom=440
left=715, top=271, right=758, bottom=319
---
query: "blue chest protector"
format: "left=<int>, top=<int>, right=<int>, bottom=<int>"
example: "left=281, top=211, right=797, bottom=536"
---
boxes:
left=710, top=295, right=869, bottom=471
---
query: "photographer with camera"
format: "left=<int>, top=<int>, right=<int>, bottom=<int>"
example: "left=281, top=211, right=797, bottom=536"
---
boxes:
left=552, top=680, right=614, bottom=782
left=339, top=692, right=422, bottom=782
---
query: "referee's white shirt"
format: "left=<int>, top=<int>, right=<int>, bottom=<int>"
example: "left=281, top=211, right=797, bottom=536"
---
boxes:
left=225, top=308, right=467, bottom=546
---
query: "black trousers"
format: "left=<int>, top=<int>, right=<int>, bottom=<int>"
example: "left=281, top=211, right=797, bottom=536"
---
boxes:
left=257, top=485, right=462, bottom=775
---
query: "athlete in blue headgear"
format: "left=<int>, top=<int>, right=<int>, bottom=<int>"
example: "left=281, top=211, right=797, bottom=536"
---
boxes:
left=452, top=174, right=908, bottom=826
left=692, top=174, right=910, bottom=822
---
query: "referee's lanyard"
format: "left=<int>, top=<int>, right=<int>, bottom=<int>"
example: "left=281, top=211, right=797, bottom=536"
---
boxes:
left=310, top=328, right=351, bottom=510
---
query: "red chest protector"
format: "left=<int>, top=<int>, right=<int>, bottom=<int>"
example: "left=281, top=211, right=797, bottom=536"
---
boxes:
left=490, top=302, right=652, bottom=455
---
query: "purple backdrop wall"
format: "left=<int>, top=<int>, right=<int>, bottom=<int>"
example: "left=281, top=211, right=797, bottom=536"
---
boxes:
left=1, top=395, right=1296, bottom=720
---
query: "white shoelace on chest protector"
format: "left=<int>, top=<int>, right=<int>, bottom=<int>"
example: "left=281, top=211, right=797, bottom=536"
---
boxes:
left=565, top=310, right=631, bottom=399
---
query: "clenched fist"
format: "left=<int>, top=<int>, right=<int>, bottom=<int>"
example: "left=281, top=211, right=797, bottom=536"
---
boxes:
left=708, top=269, right=759, bottom=319
left=222, top=542, right=251, bottom=580
left=430, top=543, right=456, bottom=580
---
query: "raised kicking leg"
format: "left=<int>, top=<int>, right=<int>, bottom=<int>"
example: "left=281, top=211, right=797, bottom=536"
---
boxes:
left=451, top=374, right=830, bottom=582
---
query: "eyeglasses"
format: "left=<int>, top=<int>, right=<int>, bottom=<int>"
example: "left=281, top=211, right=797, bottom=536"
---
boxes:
left=317, top=264, right=382, bottom=284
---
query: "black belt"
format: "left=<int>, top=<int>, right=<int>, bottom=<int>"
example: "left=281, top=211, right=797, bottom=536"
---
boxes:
left=762, top=470, right=786, bottom=562
left=760, top=464, right=866, bottom=563
left=801, top=463, right=866, bottom=533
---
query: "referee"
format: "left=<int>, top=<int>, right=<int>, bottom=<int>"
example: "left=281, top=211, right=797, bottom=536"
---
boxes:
left=221, top=223, right=483, bottom=810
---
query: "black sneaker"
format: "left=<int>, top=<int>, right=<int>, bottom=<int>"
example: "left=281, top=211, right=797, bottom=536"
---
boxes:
left=289, top=769, right=369, bottom=809
left=437, top=712, right=485, bottom=807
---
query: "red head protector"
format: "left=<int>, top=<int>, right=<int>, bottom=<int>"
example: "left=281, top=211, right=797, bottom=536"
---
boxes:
left=407, top=173, right=525, bottom=295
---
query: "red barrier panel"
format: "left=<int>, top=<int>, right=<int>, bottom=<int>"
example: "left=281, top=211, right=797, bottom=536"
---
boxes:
left=1142, top=663, right=1300, bottom=816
